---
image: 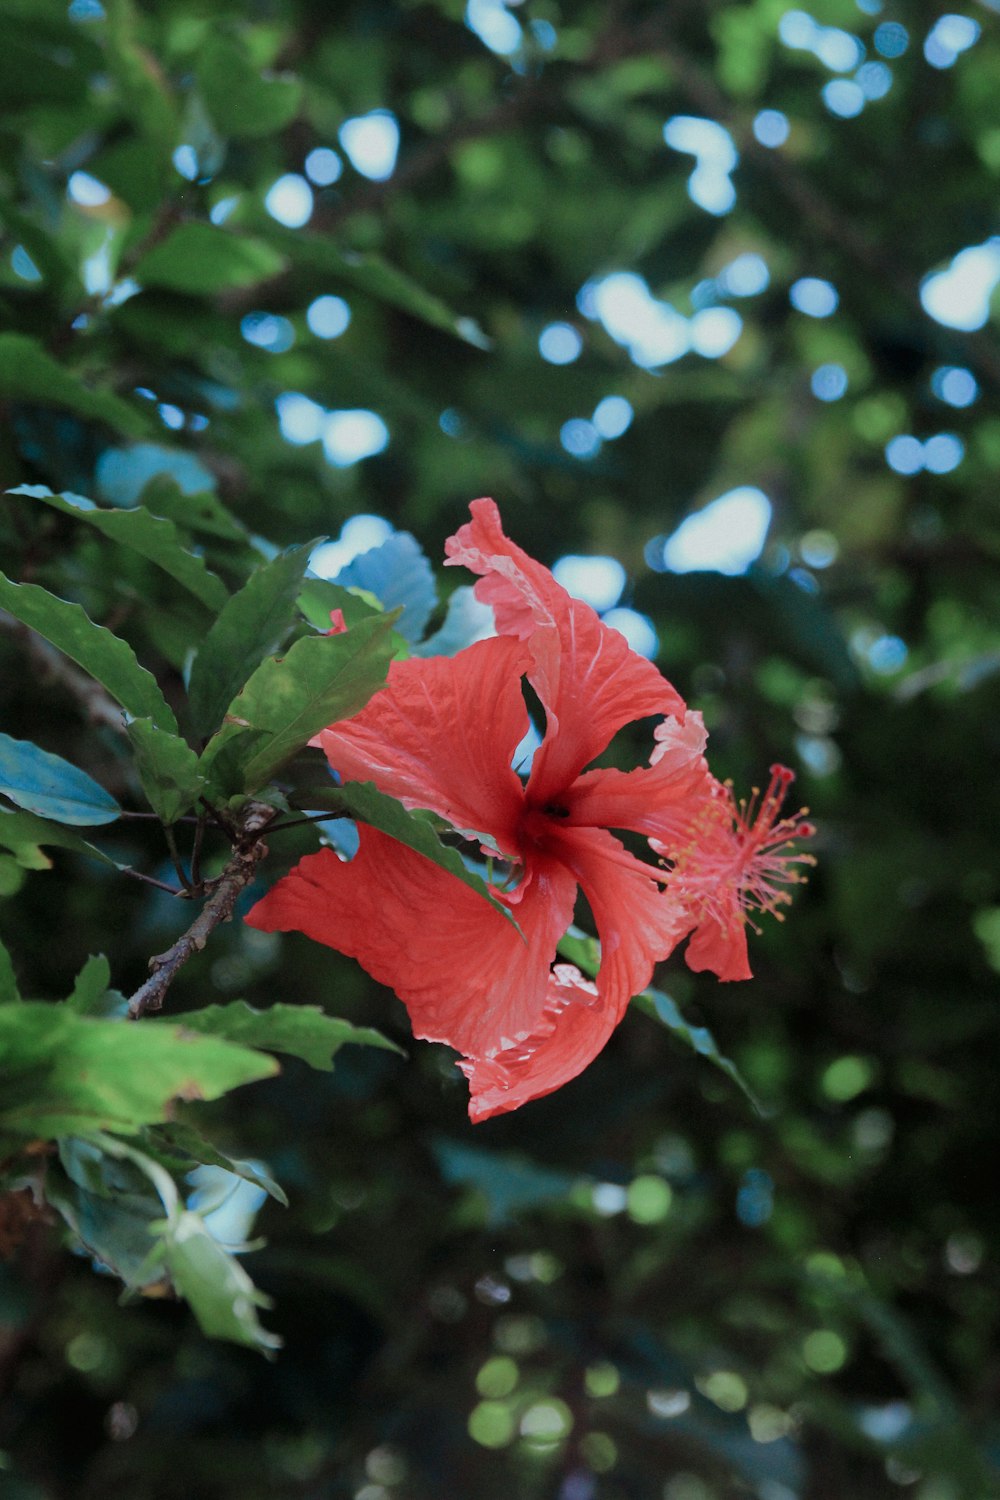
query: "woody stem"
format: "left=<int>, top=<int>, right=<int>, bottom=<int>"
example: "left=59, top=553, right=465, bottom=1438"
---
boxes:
left=127, top=802, right=277, bottom=1020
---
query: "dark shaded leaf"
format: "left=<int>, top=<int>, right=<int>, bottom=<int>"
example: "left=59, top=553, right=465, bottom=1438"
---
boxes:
left=0, top=939, right=20, bottom=1004
left=0, top=571, right=177, bottom=733
left=271, top=233, right=491, bottom=347
left=126, top=719, right=205, bottom=823
left=313, top=780, right=519, bottom=928
left=10, top=486, right=228, bottom=611
left=197, top=33, right=302, bottom=138
left=187, top=543, right=316, bottom=738
left=201, top=611, right=396, bottom=791
left=134, top=224, right=288, bottom=296
left=0, top=334, right=147, bottom=436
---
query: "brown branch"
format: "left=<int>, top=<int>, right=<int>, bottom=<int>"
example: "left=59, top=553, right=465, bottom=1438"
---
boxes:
left=127, top=802, right=276, bottom=1019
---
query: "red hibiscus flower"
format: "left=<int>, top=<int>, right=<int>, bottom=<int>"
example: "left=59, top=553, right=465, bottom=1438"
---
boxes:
left=246, top=499, right=812, bottom=1121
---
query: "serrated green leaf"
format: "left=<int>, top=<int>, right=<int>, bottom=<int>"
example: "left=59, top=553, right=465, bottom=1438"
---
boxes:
left=166, top=1000, right=403, bottom=1069
left=146, top=1120, right=287, bottom=1205
left=0, top=1004, right=278, bottom=1140
left=0, top=732, right=121, bottom=826
left=155, top=1206, right=281, bottom=1353
left=197, top=33, right=302, bottom=138
left=201, top=611, right=396, bottom=792
left=126, top=719, right=205, bottom=823
left=0, top=806, right=124, bottom=872
left=0, top=571, right=177, bottom=733
left=0, top=938, right=21, bottom=1004
left=271, top=233, right=492, bottom=348
left=0, top=333, right=147, bottom=436
left=188, top=543, right=317, bottom=738
left=65, top=954, right=112, bottom=1015
left=557, top=928, right=761, bottom=1112
left=133, top=223, right=288, bottom=296
left=10, top=486, right=228, bottom=611
left=305, top=780, right=520, bottom=929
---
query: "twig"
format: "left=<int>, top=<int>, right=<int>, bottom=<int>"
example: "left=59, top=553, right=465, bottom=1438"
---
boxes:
left=119, top=866, right=186, bottom=897
left=190, top=814, right=205, bottom=889
left=127, top=802, right=276, bottom=1019
left=266, top=810, right=346, bottom=834
left=163, top=824, right=192, bottom=892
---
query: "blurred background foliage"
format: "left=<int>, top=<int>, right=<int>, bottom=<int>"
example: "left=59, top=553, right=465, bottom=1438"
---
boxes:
left=1, top=0, right=999, bottom=1496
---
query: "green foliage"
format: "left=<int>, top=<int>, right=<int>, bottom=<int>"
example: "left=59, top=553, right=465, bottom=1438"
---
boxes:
left=187, top=543, right=316, bottom=737
left=10, top=486, right=228, bottom=610
left=125, top=719, right=206, bottom=824
left=163, top=1000, right=403, bottom=1069
left=0, top=572, right=177, bottom=732
left=134, top=224, right=289, bottom=297
left=321, top=780, right=520, bottom=926
left=0, top=334, right=147, bottom=436
left=201, top=612, right=397, bottom=792
left=0, top=1003, right=277, bottom=1145
left=1, top=0, right=999, bottom=1494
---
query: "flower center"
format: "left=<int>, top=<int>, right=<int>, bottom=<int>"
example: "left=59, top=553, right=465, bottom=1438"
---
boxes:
left=668, top=764, right=816, bottom=932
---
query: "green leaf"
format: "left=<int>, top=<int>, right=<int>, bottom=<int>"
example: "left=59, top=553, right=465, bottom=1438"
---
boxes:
left=0, top=806, right=124, bottom=872
left=65, top=954, right=112, bottom=1015
left=306, top=780, right=520, bottom=929
left=166, top=1000, right=403, bottom=1069
left=126, top=719, right=205, bottom=823
left=146, top=1120, right=287, bottom=1205
left=557, top=928, right=761, bottom=1111
left=201, top=611, right=396, bottom=792
left=271, top=233, right=492, bottom=348
left=104, top=0, right=176, bottom=157
left=0, top=732, right=121, bottom=826
left=47, top=1138, right=170, bottom=1286
left=0, top=333, right=147, bottom=436
left=155, top=1205, right=281, bottom=1354
left=51, top=1135, right=281, bottom=1353
left=187, top=543, right=317, bottom=738
left=196, top=33, right=302, bottom=138
left=0, top=571, right=177, bottom=733
left=633, top=987, right=763, bottom=1113
left=0, top=938, right=20, bottom=1004
left=297, top=577, right=385, bottom=632
left=133, top=223, right=288, bottom=296
left=0, top=1004, right=278, bottom=1141
left=9, top=486, right=228, bottom=611
left=140, top=478, right=249, bottom=542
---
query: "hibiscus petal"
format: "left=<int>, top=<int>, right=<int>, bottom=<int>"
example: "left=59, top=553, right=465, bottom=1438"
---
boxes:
left=684, top=910, right=752, bottom=982
left=461, top=965, right=610, bottom=1122
left=564, top=713, right=711, bottom=842
left=462, top=825, right=690, bottom=1120
left=314, top=635, right=529, bottom=854
left=245, top=828, right=577, bottom=1065
left=445, top=499, right=686, bottom=802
